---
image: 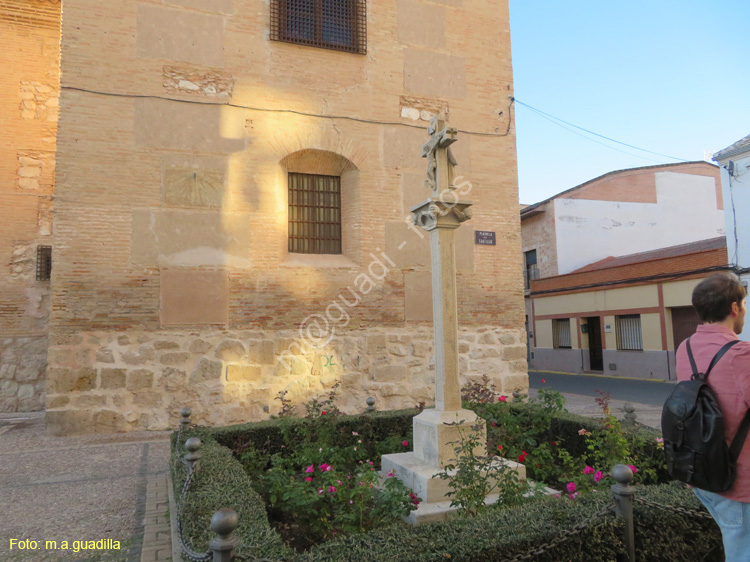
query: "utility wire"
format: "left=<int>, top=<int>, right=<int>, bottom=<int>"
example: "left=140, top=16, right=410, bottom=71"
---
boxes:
left=513, top=98, right=691, bottom=163
left=518, top=102, right=664, bottom=164
left=60, top=85, right=512, bottom=137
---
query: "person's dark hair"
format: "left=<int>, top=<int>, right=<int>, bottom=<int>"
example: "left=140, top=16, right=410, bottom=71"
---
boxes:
left=692, top=272, right=746, bottom=323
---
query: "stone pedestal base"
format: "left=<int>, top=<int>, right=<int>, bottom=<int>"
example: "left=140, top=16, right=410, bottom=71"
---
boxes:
left=381, top=453, right=529, bottom=524
left=412, top=408, right=486, bottom=467
left=382, top=452, right=527, bottom=504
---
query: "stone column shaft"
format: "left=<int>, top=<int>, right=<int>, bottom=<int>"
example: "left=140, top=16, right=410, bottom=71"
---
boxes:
left=430, top=226, right=461, bottom=412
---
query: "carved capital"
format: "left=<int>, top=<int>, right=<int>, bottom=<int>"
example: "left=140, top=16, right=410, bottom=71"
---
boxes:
left=410, top=199, right=473, bottom=232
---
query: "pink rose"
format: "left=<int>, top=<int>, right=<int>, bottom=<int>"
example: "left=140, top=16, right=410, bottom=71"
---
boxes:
left=584, top=466, right=595, bottom=475
left=594, top=471, right=604, bottom=483
left=498, top=396, right=507, bottom=402
left=566, top=482, right=576, bottom=494
left=305, top=465, right=315, bottom=473
left=402, top=440, right=409, bottom=447
left=319, top=463, right=332, bottom=472
left=328, top=486, right=337, bottom=493
left=627, top=464, right=638, bottom=474
left=305, top=477, right=313, bottom=482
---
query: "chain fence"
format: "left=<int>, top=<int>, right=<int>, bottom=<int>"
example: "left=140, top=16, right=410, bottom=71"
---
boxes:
left=634, top=496, right=714, bottom=520
left=499, top=504, right=616, bottom=562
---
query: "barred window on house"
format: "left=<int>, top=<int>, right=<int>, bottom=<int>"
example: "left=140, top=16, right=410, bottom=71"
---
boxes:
left=288, top=172, right=342, bottom=255
left=36, top=245, right=52, bottom=281
left=616, top=314, right=643, bottom=351
left=552, top=319, right=572, bottom=349
left=271, top=0, right=367, bottom=54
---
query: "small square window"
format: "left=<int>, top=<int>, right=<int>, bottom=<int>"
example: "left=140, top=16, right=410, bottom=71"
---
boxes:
left=271, top=0, right=367, bottom=54
left=616, top=314, right=642, bottom=351
left=36, top=245, right=52, bottom=281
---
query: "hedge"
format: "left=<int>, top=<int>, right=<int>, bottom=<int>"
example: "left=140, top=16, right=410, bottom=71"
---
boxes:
left=171, top=408, right=722, bottom=562
left=211, top=408, right=417, bottom=456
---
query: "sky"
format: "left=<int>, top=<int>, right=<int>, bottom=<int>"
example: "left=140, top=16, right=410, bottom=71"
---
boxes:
left=509, top=0, right=750, bottom=205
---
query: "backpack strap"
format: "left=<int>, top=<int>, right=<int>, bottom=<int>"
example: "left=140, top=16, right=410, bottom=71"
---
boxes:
left=686, top=337, right=741, bottom=381
left=730, top=410, right=750, bottom=462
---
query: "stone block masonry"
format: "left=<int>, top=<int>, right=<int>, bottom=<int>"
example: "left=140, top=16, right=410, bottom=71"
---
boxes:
left=0, top=336, right=48, bottom=412
left=45, top=326, right=527, bottom=435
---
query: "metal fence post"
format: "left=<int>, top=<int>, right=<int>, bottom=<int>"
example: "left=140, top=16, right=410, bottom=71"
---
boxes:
left=621, top=403, right=637, bottom=428
left=180, top=407, right=192, bottom=431
left=611, top=464, right=636, bottom=562
left=184, top=438, right=202, bottom=472
left=209, top=508, right=241, bottom=562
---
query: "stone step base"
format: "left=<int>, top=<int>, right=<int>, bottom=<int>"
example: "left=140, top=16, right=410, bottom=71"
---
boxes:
left=404, top=483, right=559, bottom=525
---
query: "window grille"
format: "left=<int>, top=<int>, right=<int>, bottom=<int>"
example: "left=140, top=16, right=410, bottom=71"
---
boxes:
left=552, top=319, right=572, bottom=349
left=36, top=245, right=51, bottom=281
left=271, top=0, right=367, bottom=54
left=524, top=249, right=539, bottom=289
left=288, top=173, right=342, bottom=254
left=616, top=314, right=642, bottom=351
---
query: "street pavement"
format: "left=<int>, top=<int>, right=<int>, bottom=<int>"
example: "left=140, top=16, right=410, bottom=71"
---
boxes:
left=528, top=370, right=668, bottom=429
left=530, top=370, right=674, bottom=405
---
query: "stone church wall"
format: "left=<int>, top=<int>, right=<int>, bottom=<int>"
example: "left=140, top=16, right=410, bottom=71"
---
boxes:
left=47, top=0, right=527, bottom=433
left=46, top=326, right=527, bottom=433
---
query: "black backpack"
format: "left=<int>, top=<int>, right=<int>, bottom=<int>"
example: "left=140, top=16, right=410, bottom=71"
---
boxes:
left=662, top=337, right=750, bottom=492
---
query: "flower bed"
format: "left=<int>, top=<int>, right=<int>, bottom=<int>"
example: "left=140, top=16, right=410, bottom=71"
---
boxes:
left=171, top=391, right=722, bottom=561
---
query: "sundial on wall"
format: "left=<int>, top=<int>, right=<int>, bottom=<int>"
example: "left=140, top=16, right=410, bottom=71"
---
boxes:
left=164, top=167, right=223, bottom=208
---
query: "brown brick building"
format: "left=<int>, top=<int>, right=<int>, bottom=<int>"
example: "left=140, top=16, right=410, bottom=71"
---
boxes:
left=1, top=0, right=527, bottom=432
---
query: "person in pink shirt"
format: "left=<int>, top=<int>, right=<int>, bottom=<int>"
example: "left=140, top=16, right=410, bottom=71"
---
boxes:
left=676, top=272, right=750, bottom=561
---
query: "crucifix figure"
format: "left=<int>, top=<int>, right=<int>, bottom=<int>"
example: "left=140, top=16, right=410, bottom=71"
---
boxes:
left=422, top=117, right=458, bottom=197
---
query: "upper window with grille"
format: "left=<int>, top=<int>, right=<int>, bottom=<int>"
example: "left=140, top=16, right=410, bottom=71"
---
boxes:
left=271, top=0, right=367, bottom=54
left=288, top=173, right=342, bottom=255
left=616, top=314, right=643, bottom=351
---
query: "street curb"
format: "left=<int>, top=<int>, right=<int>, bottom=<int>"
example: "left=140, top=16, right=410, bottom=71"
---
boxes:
left=167, top=463, right=181, bottom=562
left=530, top=370, right=674, bottom=383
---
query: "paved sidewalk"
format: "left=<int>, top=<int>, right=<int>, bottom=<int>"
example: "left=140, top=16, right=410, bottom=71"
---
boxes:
left=529, top=389, right=663, bottom=430
left=0, top=412, right=171, bottom=562
left=0, top=390, right=662, bottom=562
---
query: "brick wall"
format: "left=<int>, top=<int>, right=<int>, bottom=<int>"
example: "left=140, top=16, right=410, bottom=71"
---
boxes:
left=0, top=0, right=61, bottom=411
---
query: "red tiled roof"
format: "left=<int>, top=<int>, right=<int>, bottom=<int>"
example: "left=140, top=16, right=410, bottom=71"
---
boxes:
left=571, top=237, right=727, bottom=274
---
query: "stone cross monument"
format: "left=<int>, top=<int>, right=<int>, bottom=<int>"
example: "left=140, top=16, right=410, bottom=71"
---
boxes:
left=381, top=117, right=490, bottom=522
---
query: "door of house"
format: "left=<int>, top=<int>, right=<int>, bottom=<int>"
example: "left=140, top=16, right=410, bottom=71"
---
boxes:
left=671, top=306, right=701, bottom=350
left=587, top=317, right=603, bottom=371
